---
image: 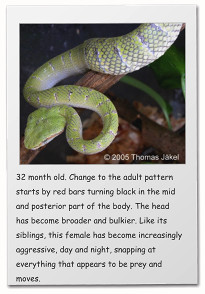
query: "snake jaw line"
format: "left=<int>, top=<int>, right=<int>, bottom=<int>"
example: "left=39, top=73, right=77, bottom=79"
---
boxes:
left=28, top=129, right=65, bottom=150
left=42, top=129, right=65, bottom=146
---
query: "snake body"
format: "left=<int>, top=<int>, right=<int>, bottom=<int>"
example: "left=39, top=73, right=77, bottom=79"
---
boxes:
left=23, top=23, right=182, bottom=154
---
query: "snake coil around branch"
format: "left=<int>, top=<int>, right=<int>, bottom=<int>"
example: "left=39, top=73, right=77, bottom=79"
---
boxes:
left=23, top=23, right=182, bottom=155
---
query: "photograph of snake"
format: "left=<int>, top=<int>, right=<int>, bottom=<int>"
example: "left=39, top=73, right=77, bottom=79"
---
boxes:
left=20, top=23, right=185, bottom=164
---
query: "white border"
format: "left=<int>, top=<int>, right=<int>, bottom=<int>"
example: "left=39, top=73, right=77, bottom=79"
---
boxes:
left=4, top=1, right=199, bottom=293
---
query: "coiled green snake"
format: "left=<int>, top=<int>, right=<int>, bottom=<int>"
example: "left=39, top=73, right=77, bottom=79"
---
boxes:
left=23, top=23, right=182, bottom=154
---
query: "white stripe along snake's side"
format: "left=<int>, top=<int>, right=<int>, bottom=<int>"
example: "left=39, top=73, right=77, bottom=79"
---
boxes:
left=23, top=23, right=182, bottom=154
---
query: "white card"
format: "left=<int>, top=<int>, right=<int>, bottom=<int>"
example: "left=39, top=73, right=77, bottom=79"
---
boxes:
left=7, top=5, right=197, bottom=285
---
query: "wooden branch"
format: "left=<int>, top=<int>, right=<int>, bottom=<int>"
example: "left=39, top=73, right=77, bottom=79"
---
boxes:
left=76, top=71, right=125, bottom=92
left=20, top=137, right=46, bottom=164
left=140, top=114, right=185, bottom=163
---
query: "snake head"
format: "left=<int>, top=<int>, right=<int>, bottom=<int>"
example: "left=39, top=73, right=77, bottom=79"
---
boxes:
left=24, top=106, right=66, bottom=150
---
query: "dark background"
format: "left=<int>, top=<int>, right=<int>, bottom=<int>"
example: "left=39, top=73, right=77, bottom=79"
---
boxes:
left=20, top=24, right=185, bottom=164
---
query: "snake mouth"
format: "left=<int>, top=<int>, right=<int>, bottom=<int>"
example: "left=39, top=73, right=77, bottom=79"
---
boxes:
left=31, top=129, right=64, bottom=150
